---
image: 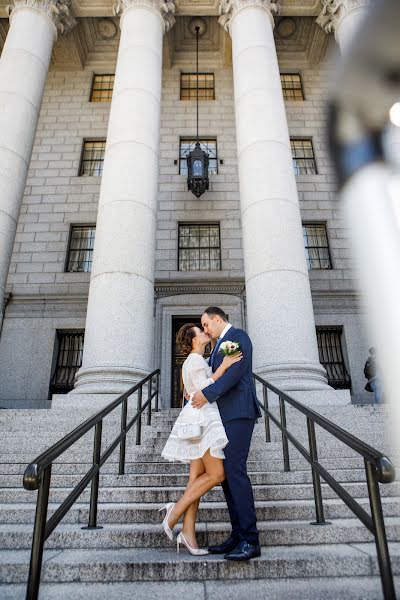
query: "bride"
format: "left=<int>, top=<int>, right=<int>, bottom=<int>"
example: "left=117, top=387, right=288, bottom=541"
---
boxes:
left=160, top=322, right=242, bottom=555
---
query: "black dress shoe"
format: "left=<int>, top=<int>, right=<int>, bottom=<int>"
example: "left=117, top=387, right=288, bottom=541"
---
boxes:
left=208, top=534, right=240, bottom=554
left=224, top=540, right=261, bottom=561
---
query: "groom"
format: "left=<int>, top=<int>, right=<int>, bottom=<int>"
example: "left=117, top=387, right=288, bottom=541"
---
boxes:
left=191, top=306, right=262, bottom=560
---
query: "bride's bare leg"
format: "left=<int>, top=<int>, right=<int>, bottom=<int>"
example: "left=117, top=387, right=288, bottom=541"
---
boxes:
left=168, top=450, right=225, bottom=529
left=182, top=459, right=205, bottom=548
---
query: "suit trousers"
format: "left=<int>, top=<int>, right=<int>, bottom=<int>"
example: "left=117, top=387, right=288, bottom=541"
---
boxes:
left=221, top=418, right=259, bottom=545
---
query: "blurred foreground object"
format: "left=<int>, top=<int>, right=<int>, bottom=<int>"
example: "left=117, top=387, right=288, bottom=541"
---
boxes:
left=328, top=0, right=400, bottom=458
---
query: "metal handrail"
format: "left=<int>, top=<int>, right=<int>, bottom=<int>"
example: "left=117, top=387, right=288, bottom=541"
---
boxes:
left=253, top=373, right=396, bottom=600
left=23, top=369, right=160, bottom=600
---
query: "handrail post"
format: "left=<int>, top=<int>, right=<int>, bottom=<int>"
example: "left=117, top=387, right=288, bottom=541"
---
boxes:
left=119, top=398, right=128, bottom=476
left=307, top=417, right=329, bottom=526
left=155, top=371, right=160, bottom=412
left=26, top=464, right=52, bottom=600
left=279, top=397, right=290, bottom=472
left=147, top=376, right=152, bottom=426
left=263, top=384, right=271, bottom=443
left=365, top=459, right=396, bottom=600
left=136, top=386, right=142, bottom=445
left=82, top=421, right=103, bottom=530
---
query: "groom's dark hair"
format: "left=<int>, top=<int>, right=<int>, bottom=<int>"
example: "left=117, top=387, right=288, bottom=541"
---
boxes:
left=204, top=306, right=228, bottom=322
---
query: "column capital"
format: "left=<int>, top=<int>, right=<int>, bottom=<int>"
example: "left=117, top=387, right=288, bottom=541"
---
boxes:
left=218, top=0, right=280, bottom=33
left=113, top=0, right=176, bottom=32
left=6, top=0, right=76, bottom=34
left=317, top=0, right=370, bottom=34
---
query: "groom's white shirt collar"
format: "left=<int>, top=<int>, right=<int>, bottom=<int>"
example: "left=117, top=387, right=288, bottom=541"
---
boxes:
left=219, top=322, right=232, bottom=341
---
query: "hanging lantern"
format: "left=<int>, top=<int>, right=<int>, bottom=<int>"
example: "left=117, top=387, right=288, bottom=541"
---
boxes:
left=187, top=141, right=209, bottom=198
left=187, top=22, right=209, bottom=198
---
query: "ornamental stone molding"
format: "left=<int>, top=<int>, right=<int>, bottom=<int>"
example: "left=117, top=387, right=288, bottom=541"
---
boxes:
left=113, top=0, right=176, bottom=32
left=6, top=0, right=76, bottom=33
left=316, top=0, right=370, bottom=34
left=218, top=0, right=280, bottom=32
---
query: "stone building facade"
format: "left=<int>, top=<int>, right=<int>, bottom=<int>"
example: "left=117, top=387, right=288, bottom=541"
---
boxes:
left=0, top=0, right=373, bottom=408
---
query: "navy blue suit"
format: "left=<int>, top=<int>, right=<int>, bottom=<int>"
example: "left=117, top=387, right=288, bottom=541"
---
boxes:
left=202, top=326, right=261, bottom=544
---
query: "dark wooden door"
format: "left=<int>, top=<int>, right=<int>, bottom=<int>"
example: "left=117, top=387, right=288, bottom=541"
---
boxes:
left=171, top=316, right=211, bottom=408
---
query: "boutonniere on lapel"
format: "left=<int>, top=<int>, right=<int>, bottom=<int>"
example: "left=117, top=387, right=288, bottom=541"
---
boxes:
left=218, top=341, right=240, bottom=356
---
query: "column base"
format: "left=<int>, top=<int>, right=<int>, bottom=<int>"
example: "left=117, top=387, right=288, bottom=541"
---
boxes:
left=256, top=361, right=331, bottom=392
left=73, top=365, right=150, bottom=395
left=288, top=388, right=351, bottom=406
left=51, top=393, right=121, bottom=413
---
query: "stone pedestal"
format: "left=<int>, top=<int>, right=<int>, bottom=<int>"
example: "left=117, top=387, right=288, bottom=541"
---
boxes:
left=73, top=0, right=175, bottom=394
left=219, top=0, right=330, bottom=392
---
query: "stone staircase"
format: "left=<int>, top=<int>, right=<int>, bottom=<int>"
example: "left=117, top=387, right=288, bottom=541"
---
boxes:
left=0, top=402, right=399, bottom=599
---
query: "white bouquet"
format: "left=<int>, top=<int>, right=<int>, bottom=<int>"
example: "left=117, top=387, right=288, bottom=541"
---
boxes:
left=218, top=340, right=240, bottom=356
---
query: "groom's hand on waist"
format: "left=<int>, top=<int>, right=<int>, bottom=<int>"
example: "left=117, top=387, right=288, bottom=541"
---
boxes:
left=191, top=390, right=208, bottom=409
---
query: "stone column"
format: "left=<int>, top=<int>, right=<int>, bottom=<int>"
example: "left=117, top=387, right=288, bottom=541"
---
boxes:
left=317, top=0, right=371, bottom=54
left=219, top=0, right=329, bottom=391
left=0, top=0, right=75, bottom=327
left=74, top=0, right=175, bottom=394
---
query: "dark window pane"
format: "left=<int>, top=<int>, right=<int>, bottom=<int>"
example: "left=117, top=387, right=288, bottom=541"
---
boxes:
left=291, top=139, right=317, bottom=175
left=303, top=223, right=332, bottom=270
left=178, top=224, right=221, bottom=271
left=280, top=74, right=304, bottom=101
left=316, top=327, right=351, bottom=389
left=90, top=74, right=115, bottom=102
left=180, top=73, right=215, bottom=100
left=80, top=140, right=106, bottom=176
left=49, top=331, right=85, bottom=395
left=66, top=226, right=96, bottom=272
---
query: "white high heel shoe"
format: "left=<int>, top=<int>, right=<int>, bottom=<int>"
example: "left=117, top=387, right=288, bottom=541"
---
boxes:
left=159, top=502, right=175, bottom=541
left=176, top=531, right=209, bottom=556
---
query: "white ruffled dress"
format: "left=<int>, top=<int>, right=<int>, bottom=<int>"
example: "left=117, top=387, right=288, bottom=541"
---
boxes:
left=161, top=353, right=229, bottom=464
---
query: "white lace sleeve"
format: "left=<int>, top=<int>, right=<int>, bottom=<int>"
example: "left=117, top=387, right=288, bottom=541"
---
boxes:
left=188, top=355, right=214, bottom=392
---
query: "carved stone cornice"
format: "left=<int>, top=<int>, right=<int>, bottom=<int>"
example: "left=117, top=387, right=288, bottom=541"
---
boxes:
left=113, top=0, right=176, bottom=32
left=218, top=0, right=280, bottom=32
left=6, top=0, right=76, bottom=33
left=316, top=0, right=370, bottom=34
left=155, top=279, right=245, bottom=299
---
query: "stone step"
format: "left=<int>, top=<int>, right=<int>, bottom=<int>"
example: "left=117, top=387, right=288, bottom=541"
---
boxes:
left=0, top=456, right=391, bottom=475
left=2, top=576, right=400, bottom=600
left=1, top=543, right=400, bottom=584
left=0, top=497, right=399, bottom=525
left=2, top=481, right=400, bottom=505
left=1, top=447, right=393, bottom=465
left=1, top=518, right=400, bottom=551
left=1, top=433, right=391, bottom=448
left=0, top=467, right=373, bottom=488
left=0, top=413, right=391, bottom=438
left=0, top=416, right=389, bottom=434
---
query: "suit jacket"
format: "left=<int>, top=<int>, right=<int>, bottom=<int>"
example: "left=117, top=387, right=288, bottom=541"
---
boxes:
left=202, top=326, right=261, bottom=423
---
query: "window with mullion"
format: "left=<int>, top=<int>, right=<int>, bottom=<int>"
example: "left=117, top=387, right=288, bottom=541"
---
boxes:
left=181, top=73, right=215, bottom=100
left=316, top=326, right=351, bottom=389
left=303, top=223, right=332, bottom=270
left=179, top=139, right=218, bottom=177
left=79, top=140, right=106, bottom=176
left=280, top=74, right=304, bottom=101
left=90, top=74, right=115, bottom=102
left=291, top=139, right=317, bottom=175
left=66, top=225, right=96, bottom=272
left=178, top=224, right=221, bottom=271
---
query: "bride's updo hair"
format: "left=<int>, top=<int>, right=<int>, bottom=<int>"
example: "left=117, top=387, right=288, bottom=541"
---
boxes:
left=176, top=323, right=197, bottom=356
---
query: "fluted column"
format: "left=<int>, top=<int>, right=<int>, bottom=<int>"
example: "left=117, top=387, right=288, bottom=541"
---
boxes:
left=219, top=0, right=329, bottom=390
left=74, top=0, right=175, bottom=394
left=0, top=0, right=75, bottom=327
left=317, top=0, right=371, bottom=54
